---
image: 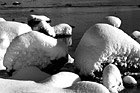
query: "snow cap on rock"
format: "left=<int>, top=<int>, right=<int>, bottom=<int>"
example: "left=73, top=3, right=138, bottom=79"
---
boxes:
left=3, top=31, right=68, bottom=73
left=32, top=20, right=56, bottom=37
left=103, top=64, right=124, bottom=93
left=74, top=23, right=140, bottom=76
left=54, top=23, right=72, bottom=36
left=102, top=16, right=121, bottom=28
left=131, top=30, right=140, bottom=44
left=123, top=75, right=137, bottom=87
left=0, top=18, right=6, bottom=22
left=30, top=21, right=73, bottom=46
left=28, top=14, right=51, bottom=23
left=0, top=21, right=32, bottom=70
left=68, top=81, right=110, bottom=93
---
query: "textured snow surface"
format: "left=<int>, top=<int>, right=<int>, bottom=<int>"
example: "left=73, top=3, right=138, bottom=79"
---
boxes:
left=74, top=23, right=140, bottom=75
left=3, top=31, right=68, bottom=72
left=103, top=64, right=124, bottom=93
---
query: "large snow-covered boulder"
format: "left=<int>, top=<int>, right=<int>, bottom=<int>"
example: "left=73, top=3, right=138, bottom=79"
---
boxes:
left=27, top=15, right=72, bottom=37
left=0, top=21, right=32, bottom=70
left=53, top=23, right=73, bottom=37
left=123, top=75, right=137, bottom=87
left=103, top=64, right=124, bottom=93
left=34, top=21, right=73, bottom=37
left=3, top=31, right=68, bottom=74
left=131, top=30, right=140, bottom=43
left=0, top=18, right=6, bottom=22
left=28, top=14, right=73, bottom=47
left=74, top=23, right=140, bottom=76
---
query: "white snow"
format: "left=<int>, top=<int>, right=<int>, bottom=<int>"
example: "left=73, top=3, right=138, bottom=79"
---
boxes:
left=101, top=16, right=121, bottom=28
left=3, top=31, right=68, bottom=72
left=123, top=75, right=137, bottom=85
left=74, top=23, right=140, bottom=76
left=0, top=18, right=6, bottom=22
left=0, top=21, right=32, bottom=70
left=103, top=64, right=124, bottom=93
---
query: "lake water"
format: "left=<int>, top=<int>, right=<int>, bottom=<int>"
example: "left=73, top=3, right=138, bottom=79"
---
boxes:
left=0, top=6, right=140, bottom=92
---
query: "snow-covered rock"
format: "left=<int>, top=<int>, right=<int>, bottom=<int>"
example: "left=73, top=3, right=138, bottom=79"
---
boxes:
left=0, top=21, right=32, bottom=70
left=9, top=66, right=51, bottom=82
left=68, top=81, right=110, bottom=93
left=123, top=75, right=137, bottom=87
left=74, top=23, right=140, bottom=76
left=103, top=64, right=124, bottom=93
left=131, top=30, right=140, bottom=43
left=0, top=21, right=32, bottom=42
left=41, top=71, right=80, bottom=88
left=3, top=31, right=68, bottom=74
left=0, top=78, right=110, bottom=93
left=32, top=20, right=56, bottom=37
left=0, top=18, right=6, bottom=22
left=53, top=23, right=73, bottom=36
left=37, top=21, right=73, bottom=46
left=102, top=16, right=121, bottom=28
left=27, top=14, right=51, bottom=29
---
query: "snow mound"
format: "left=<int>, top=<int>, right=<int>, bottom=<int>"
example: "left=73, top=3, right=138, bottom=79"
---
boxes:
left=102, top=16, right=121, bottom=28
left=103, top=64, right=124, bottom=93
left=0, top=21, right=31, bottom=70
left=74, top=23, right=140, bottom=76
left=3, top=31, right=68, bottom=72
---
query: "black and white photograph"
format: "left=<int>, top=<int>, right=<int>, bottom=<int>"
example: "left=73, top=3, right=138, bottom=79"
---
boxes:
left=0, top=0, right=140, bottom=93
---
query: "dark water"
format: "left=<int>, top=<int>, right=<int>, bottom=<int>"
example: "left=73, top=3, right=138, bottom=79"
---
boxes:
left=0, top=6, right=140, bottom=92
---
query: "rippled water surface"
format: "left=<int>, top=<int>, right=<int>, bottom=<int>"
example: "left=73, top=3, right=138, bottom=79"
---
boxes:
left=0, top=6, right=140, bottom=92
